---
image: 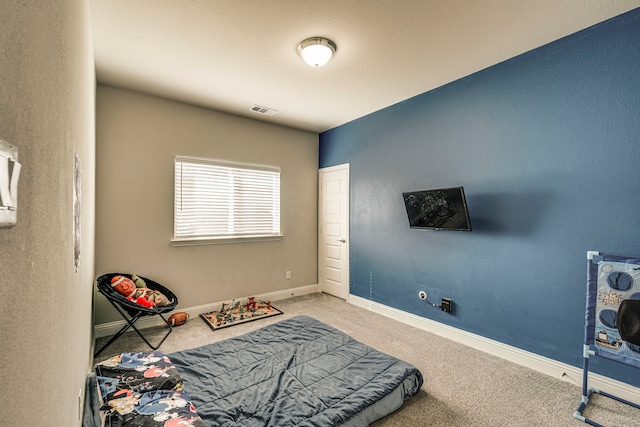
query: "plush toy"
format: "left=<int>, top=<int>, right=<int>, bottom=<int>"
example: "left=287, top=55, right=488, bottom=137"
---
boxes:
left=134, top=296, right=155, bottom=308
left=167, top=312, right=189, bottom=326
left=142, top=289, right=170, bottom=306
left=110, top=275, right=171, bottom=307
left=110, top=276, right=137, bottom=298
left=131, top=273, right=147, bottom=288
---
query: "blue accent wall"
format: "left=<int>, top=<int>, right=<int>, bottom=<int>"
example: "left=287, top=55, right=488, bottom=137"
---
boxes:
left=319, top=9, right=640, bottom=384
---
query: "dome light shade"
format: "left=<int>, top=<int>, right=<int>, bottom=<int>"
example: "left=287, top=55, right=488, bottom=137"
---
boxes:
left=298, top=37, right=337, bottom=67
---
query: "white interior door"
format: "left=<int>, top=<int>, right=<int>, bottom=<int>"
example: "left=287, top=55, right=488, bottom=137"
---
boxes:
left=318, top=164, right=349, bottom=300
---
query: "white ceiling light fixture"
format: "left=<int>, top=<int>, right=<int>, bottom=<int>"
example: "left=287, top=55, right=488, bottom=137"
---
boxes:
left=298, top=37, right=337, bottom=67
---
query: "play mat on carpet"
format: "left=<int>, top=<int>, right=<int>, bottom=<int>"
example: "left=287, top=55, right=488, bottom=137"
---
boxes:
left=199, top=296, right=282, bottom=330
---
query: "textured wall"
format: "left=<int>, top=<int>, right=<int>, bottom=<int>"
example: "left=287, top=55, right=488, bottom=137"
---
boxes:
left=0, top=1, right=96, bottom=425
left=95, top=86, right=318, bottom=324
left=320, top=9, right=640, bottom=385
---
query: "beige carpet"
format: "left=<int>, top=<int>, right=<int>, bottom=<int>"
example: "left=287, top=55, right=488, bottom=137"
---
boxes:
left=94, top=293, right=640, bottom=426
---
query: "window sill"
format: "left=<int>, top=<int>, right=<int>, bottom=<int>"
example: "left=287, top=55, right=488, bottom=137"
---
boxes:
left=170, top=235, right=283, bottom=247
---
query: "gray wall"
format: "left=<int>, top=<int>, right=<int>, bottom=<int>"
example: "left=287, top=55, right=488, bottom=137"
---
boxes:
left=95, top=86, right=318, bottom=324
left=0, top=1, right=96, bottom=425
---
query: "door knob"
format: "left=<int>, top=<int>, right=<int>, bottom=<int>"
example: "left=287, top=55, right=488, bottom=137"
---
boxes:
left=337, top=239, right=346, bottom=243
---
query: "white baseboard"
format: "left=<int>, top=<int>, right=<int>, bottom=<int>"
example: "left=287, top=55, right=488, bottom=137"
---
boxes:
left=94, top=283, right=319, bottom=339
left=348, top=294, right=640, bottom=405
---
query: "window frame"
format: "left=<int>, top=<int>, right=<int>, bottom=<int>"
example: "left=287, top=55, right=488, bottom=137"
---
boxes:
left=171, top=156, right=282, bottom=246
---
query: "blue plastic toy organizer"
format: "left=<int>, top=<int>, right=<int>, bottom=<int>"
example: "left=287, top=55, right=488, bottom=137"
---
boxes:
left=574, top=251, right=640, bottom=425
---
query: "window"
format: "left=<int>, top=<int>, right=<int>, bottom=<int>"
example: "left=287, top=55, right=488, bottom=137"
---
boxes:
left=173, top=156, right=281, bottom=245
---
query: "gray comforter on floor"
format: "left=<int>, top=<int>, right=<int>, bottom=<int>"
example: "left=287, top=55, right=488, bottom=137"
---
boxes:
left=169, top=315, right=423, bottom=426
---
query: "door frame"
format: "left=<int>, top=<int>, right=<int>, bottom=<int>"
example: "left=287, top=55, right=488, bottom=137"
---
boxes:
left=318, top=163, right=350, bottom=301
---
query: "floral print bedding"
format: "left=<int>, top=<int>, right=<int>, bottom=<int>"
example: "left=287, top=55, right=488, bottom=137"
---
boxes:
left=94, top=351, right=205, bottom=427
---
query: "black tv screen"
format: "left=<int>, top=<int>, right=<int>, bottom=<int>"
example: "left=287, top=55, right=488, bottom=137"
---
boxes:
left=402, top=186, right=471, bottom=231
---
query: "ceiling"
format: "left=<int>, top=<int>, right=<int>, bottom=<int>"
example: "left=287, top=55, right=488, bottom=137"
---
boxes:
left=90, top=1, right=640, bottom=133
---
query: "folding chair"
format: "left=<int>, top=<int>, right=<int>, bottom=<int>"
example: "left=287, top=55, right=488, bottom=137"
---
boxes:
left=94, top=273, right=178, bottom=357
left=574, top=251, right=640, bottom=426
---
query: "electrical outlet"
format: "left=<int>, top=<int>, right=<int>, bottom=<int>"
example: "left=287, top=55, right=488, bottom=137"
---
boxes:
left=285, top=270, right=291, bottom=280
left=441, top=298, right=453, bottom=313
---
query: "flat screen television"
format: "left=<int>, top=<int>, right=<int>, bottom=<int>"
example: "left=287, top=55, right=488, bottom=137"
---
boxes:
left=402, top=186, right=471, bottom=231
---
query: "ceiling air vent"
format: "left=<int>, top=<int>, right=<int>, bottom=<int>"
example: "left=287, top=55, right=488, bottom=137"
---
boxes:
left=250, top=105, right=278, bottom=116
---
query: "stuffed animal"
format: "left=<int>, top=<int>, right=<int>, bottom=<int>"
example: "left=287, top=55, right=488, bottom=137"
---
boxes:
left=110, top=275, right=171, bottom=307
left=131, top=273, right=147, bottom=288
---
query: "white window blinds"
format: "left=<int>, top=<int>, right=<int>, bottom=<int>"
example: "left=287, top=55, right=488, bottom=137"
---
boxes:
left=174, top=157, right=281, bottom=243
